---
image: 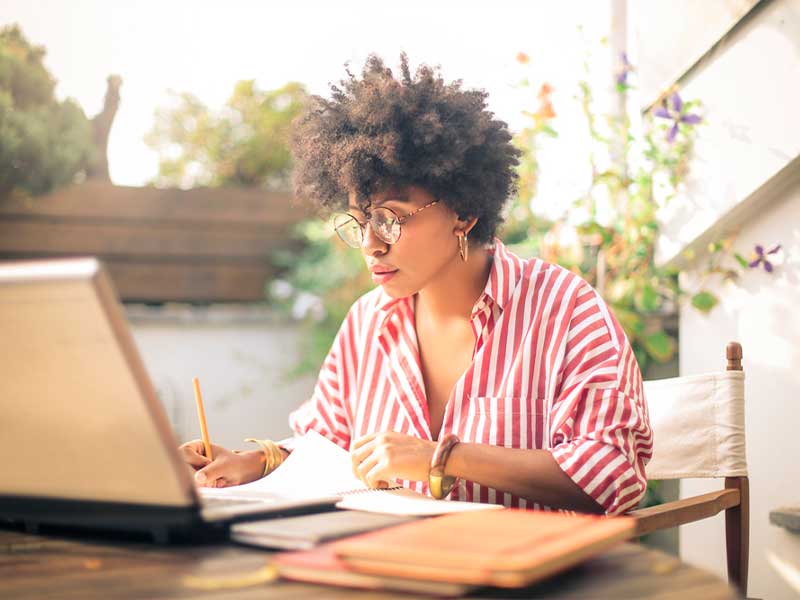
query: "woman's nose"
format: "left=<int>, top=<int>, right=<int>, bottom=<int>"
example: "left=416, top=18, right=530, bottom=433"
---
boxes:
left=361, top=220, right=389, bottom=256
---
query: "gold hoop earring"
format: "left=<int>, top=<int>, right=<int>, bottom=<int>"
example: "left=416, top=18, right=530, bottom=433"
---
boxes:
left=458, top=233, right=469, bottom=262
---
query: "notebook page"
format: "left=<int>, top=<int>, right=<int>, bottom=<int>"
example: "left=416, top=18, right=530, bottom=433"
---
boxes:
left=337, top=487, right=504, bottom=516
left=199, top=431, right=503, bottom=515
left=200, top=430, right=367, bottom=501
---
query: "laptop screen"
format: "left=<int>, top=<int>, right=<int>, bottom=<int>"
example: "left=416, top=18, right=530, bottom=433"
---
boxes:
left=0, top=258, right=196, bottom=507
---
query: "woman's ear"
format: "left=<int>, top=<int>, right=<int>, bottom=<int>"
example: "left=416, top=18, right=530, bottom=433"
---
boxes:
left=453, top=216, right=478, bottom=237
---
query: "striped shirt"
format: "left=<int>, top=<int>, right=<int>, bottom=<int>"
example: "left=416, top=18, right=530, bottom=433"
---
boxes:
left=289, top=239, right=652, bottom=515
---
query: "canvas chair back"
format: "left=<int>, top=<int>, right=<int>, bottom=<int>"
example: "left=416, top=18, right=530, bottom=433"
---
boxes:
left=643, top=370, right=747, bottom=480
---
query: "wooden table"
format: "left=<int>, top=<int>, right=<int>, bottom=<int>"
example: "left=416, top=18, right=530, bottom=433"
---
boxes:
left=0, top=526, right=737, bottom=599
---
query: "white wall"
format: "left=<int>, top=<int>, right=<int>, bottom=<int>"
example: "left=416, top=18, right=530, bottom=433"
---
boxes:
left=630, top=0, right=759, bottom=107
left=632, top=0, right=800, bottom=596
left=125, top=305, right=317, bottom=450
left=678, top=174, right=800, bottom=599
left=652, top=0, right=800, bottom=266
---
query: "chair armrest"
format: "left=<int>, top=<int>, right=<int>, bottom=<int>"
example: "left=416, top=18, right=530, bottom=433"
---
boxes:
left=628, top=488, right=740, bottom=536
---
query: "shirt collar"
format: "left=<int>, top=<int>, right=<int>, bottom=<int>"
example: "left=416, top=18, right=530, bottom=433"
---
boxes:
left=374, top=237, right=521, bottom=318
left=375, top=289, right=407, bottom=314
left=480, top=238, right=520, bottom=311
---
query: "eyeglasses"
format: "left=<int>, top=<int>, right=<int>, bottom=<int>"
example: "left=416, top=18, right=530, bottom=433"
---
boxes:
left=332, top=200, right=439, bottom=248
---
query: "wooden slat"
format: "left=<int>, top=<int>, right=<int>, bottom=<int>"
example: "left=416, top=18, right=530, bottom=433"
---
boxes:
left=104, top=261, right=276, bottom=302
left=0, top=180, right=314, bottom=225
left=0, top=180, right=312, bottom=302
left=629, top=488, right=740, bottom=536
left=0, top=221, right=293, bottom=259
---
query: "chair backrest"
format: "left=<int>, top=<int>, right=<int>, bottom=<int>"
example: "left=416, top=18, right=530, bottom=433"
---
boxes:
left=643, top=370, right=747, bottom=480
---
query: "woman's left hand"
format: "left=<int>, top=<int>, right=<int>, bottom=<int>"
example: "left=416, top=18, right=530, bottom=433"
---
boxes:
left=351, top=431, right=437, bottom=488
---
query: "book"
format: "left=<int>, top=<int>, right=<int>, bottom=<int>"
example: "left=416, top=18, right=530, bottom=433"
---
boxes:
left=333, top=509, right=635, bottom=588
left=231, top=509, right=416, bottom=550
left=200, top=430, right=502, bottom=517
left=272, top=544, right=474, bottom=597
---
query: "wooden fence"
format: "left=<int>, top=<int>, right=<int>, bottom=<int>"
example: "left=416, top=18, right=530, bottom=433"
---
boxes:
left=0, top=180, right=311, bottom=302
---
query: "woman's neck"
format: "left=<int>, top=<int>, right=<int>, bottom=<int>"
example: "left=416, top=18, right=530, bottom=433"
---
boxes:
left=415, top=245, right=493, bottom=322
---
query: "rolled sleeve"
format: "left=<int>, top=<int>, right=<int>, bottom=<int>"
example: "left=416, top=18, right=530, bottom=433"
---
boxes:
left=549, top=285, right=652, bottom=515
left=550, top=390, right=650, bottom=515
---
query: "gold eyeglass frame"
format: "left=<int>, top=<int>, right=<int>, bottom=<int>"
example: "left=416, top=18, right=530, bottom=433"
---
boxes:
left=333, top=200, right=439, bottom=248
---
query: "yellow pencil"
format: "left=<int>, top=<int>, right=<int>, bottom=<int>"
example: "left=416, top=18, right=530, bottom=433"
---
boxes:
left=192, top=377, right=214, bottom=461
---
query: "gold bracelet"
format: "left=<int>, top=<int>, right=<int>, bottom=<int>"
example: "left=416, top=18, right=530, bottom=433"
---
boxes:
left=243, top=438, right=285, bottom=478
left=429, top=434, right=460, bottom=499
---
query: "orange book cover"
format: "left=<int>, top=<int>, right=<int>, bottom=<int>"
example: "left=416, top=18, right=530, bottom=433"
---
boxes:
left=273, top=545, right=474, bottom=597
left=333, top=509, right=635, bottom=588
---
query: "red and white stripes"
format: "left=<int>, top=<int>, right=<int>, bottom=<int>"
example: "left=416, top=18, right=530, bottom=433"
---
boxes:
left=289, top=239, right=652, bottom=515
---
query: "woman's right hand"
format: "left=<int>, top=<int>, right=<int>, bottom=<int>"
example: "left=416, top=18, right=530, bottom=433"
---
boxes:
left=178, top=440, right=265, bottom=488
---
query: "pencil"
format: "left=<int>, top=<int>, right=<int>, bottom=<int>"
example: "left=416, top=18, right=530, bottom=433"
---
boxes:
left=192, top=377, right=214, bottom=461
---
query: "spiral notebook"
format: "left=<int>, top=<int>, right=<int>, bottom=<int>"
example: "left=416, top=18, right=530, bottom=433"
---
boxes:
left=200, top=431, right=501, bottom=517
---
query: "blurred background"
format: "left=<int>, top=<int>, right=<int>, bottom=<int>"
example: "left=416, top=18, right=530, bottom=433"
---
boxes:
left=1, top=1, right=798, bottom=596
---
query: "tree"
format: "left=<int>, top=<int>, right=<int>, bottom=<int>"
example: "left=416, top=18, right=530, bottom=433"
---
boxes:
left=0, top=24, right=93, bottom=197
left=145, top=80, right=307, bottom=189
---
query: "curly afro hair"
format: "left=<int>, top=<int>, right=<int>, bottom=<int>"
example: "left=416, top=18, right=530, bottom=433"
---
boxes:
left=291, top=53, right=521, bottom=244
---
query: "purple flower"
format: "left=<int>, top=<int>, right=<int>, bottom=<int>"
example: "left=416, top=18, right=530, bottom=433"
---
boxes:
left=616, top=52, right=633, bottom=87
left=654, top=92, right=702, bottom=142
left=748, top=243, right=781, bottom=272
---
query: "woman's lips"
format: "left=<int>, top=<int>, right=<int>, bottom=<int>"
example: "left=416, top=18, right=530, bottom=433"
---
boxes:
left=371, top=269, right=398, bottom=284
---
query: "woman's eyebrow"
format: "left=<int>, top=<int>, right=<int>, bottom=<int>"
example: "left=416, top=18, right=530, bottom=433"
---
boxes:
left=348, top=196, right=408, bottom=211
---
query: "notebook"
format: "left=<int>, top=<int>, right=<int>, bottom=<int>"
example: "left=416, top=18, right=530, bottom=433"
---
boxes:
left=332, top=509, right=635, bottom=588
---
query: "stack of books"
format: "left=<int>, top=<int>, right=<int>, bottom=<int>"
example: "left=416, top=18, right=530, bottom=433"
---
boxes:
left=270, top=509, right=634, bottom=595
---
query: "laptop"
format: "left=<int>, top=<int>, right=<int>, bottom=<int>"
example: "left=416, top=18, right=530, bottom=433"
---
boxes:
left=0, top=257, right=338, bottom=543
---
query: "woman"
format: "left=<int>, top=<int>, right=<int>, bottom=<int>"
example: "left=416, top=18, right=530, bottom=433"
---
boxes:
left=180, top=54, right=652, bottom=515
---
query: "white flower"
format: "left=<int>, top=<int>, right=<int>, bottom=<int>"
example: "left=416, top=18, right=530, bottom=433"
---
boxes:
left=292, top=291, right=324, bottom=321
left=270, top=279, right=293, bottom=300
left=308, top=299, right=327, bottom=322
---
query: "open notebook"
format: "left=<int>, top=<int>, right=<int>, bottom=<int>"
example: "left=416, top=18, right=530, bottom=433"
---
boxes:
left=200, top=431, right=501, bottom=517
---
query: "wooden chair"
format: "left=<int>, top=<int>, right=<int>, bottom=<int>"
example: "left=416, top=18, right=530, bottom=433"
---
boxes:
left=628, top=342, right=749, bottom=596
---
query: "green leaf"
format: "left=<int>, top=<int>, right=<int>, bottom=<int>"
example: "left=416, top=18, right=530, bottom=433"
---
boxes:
left=734, top=253, right=749, bottom=269
left=541, top=124, right=559, bottom=138
left=634, top=285, right=660, bottom=313
left=613, top=307, right=644, bottom=337
left=633, top=344, right=650, bottom=375
left=691, top=291, right=719, bottom=313
left=643, top=331, right=676, bottom=363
